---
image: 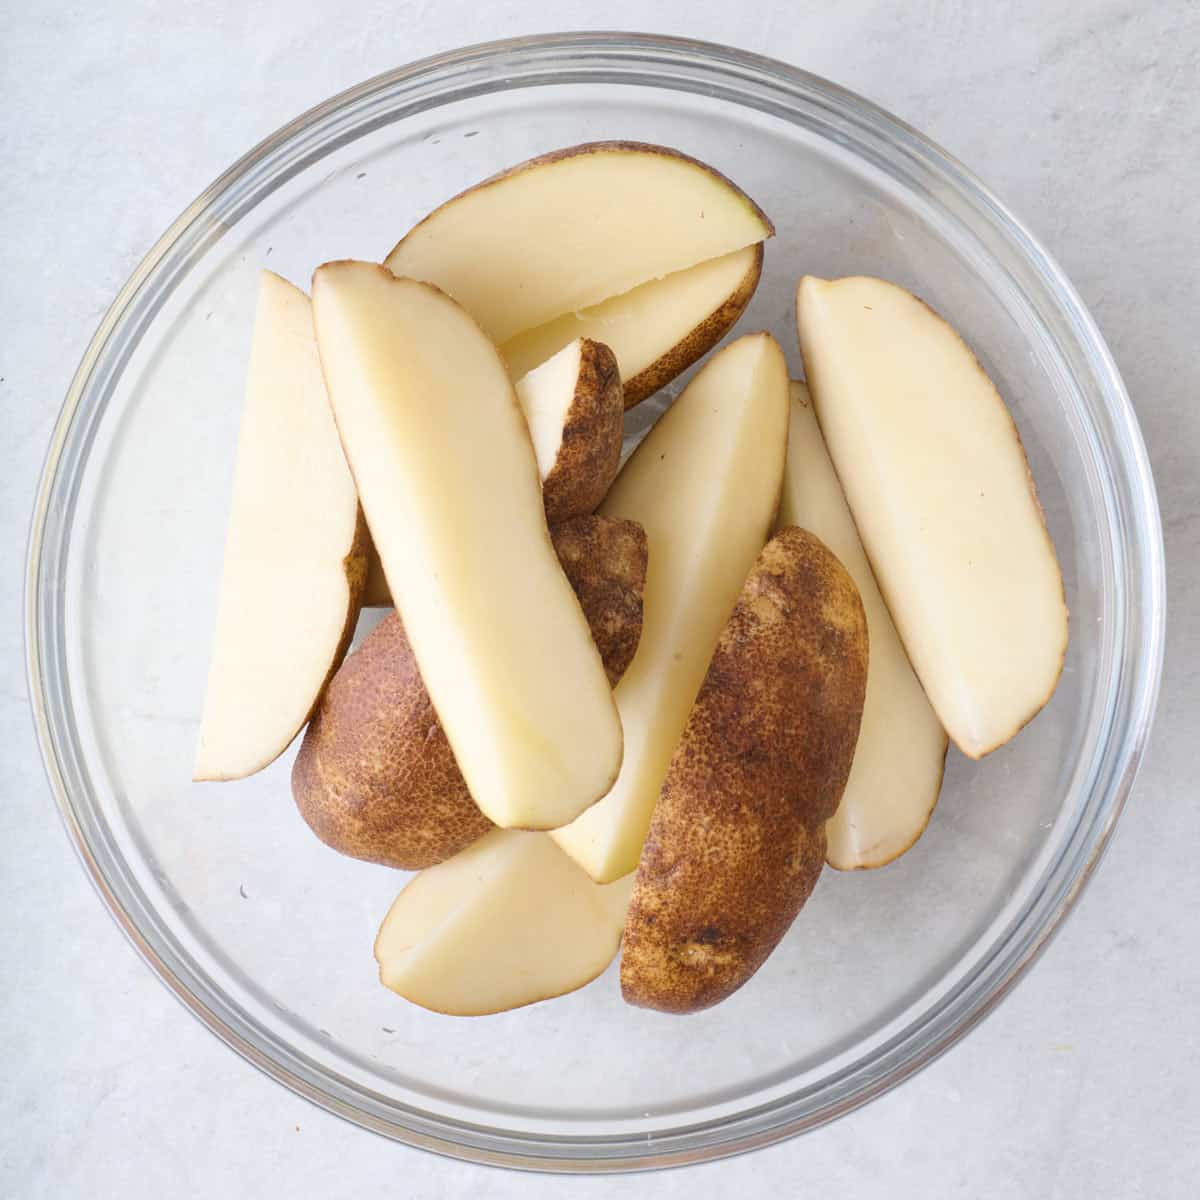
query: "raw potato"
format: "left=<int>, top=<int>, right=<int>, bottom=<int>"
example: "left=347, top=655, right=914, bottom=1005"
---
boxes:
left=293, top=516, right=647, bottom=870
left=384, top=142, right=773, bottom=344
left=796, top=276, right=1067, bottom=758
left=375, top=829, right=635, bottom=1017
left=194, top=271, right=368, bottom=781
left=360, top=338, right=624, bottom=606
left=501, top=246, right=764, bottom=407
left=515, top=337, right=624, bottom=523
left=552, top=333, right=790, bottom=883
left=779, top=382, right=948, bottom=869
left=311, top=263, right=622, bottom=830
left=621, top=529, right=869, bottom=1014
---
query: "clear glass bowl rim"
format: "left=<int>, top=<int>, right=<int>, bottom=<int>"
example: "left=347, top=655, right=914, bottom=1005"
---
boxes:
left=24, top=31, right=1166, bottom=1173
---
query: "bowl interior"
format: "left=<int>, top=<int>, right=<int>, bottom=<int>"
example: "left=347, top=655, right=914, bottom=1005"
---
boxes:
left=30, top=38, right=1160, bottom=1169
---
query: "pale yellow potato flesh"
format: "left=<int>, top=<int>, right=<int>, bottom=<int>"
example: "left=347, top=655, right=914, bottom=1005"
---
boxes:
left=552, top=333, right=790, bottom=882
left=194, top=271, right=366, bottom=781
left=374, top=829, right=634, bottom=1016
left=796, top=276, right=1068, bottom=758
left=779, top=382, right=948, bottom=869
left=311, top=263, right=622, bottom=830
left=515, top=338, right=581, bottom=478
left=500, top=246, right=763, bottom=399
left=384, top=142, right=772, bottom=344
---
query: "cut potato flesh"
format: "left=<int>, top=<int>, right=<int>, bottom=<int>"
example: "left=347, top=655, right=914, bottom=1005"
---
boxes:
left=375, top=829, right=634, bottom=1016
left=796, top=276, right=1068, bottom=758
left=516, top=338, right=584, bottom=480
left=780, top=382, right=948, bottom=869
left=312, top=263, right=622, bottom=830
left=501, top=246, right=764, bottom=406
left=194, top=271, right=367, bottom=781
left=552, top=333, right=790, bottom=882
left=384, top=142, right=773, bottom=344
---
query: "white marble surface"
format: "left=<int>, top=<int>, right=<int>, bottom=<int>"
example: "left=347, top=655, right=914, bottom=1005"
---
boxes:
left=2, top=2, right=1197, bottom=1196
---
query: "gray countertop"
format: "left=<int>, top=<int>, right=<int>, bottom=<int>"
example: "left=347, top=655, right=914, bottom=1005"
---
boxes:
left=2, top=3, right=1196, bottom=1196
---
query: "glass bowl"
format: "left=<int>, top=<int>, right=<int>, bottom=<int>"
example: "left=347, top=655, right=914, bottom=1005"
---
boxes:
left=26, top=32, right=1164, bottom=1171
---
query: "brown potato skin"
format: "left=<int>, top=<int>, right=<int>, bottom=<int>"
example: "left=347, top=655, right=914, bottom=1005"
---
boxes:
left=620, top=528, right=868, bottom=1014
left=551, top=514, right=647, bottom=686
left=621, top=244, right=764, bottom=409
left=293, top=516, right=648, bottom=869
left=359, top=537, right=390, bottom=608
left=541, top=340, right=624, bottom=523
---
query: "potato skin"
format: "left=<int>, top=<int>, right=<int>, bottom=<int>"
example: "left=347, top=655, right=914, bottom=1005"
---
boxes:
left=620, top=528, right=868, bottom=1014
left=313, top=505, right=371, bottom=719
left=293, top=516, right=648, bottom=869
left=551, top=515, right=647, bottom=686
left=541, top=340, right=624, bottom=523
left=621, top=244, right=764, bottom=409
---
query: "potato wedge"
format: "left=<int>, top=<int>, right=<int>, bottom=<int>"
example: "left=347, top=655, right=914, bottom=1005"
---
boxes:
left=779, top=382, right=948, bottom=869
left=312, top=263, right=622, bottom=829
left=293, top=516, right=647, bottom=870
left=384, top=142, right=772, bottom=344
left=515, top=337, right=623, bottom=523
left=501, top=246, right=763, bottom=407
left=551, top=333, right=790, bottom=883
left=194, top=271, right=368, bottom=782
left=620, top=529, right=868, bottom=1014
left=796, top=276, right=1067, bottom=757
left=375, top=829, right=634, bottom=1017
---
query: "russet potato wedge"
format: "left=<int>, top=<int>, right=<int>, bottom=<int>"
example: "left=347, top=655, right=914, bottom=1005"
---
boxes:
left=514, top=337, right=624, bottom=524
left=501, top=246, right=764, bottom=407
left=292, top=515, right=647, bottom=871
left=796, top=276, right=1067, bottom=758
left=551, top=332, right=790, bottom=883
left=312, top=262, right=622, bottom=830
left=375, top=829, right=634, bottom=1017
left=384, top=142, right=772, bottom=344
left=194, top=271, right=368, bottom=782
left=620, top=529, right=868, bottom=1014
left=779, top=382, right=948, bottom=869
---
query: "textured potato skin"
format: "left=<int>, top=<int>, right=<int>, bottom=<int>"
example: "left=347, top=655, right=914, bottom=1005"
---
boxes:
left=620, top=528, right=868, bottom=1014
left=541, top=340, right=624, bottom=523
left=551, top=515, right=647, bottom=686
left=293, top=615, right=493, bottom=869
left=293, top=516, right=648, bottom=869
left=621, top=244, right=763, bottom=408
